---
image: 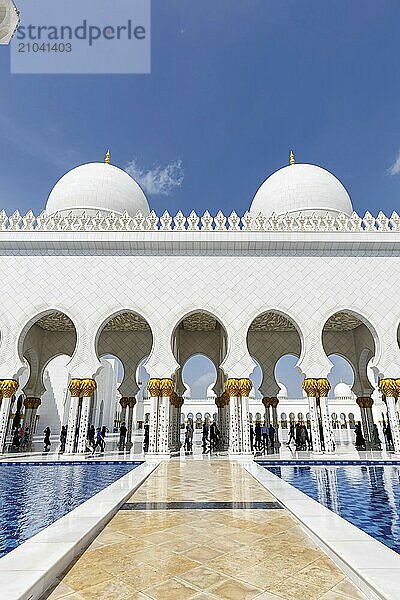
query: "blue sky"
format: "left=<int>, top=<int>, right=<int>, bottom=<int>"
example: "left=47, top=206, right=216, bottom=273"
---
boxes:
left=1, top=0, right=396, bottom=396
left=1, top=0, right=400, bottom=217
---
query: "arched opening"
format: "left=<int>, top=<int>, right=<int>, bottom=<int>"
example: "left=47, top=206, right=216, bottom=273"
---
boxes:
left=96, top=311, right=153, bottom=452
left=172, top=311, right=228, bottom=454
left=274, top=354, right=304, bottom=399
left=247, top=311, right=302, bottom=399
left=16, top=311, right=77, bottom=450
left=323, top=311, right=377, bottom=449
left=181, top=354, right=217, bottom=400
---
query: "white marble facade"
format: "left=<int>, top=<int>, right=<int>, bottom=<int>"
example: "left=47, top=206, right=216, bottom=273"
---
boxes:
left=0, top=152, right=400, bottom=455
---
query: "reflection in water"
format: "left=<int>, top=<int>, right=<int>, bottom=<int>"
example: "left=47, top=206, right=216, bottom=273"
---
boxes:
left=267, top=465, right=400, bottom=554
left=0, top=462, right=139, bottom=557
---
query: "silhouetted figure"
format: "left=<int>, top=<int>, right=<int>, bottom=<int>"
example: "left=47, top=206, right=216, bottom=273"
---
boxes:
left=43, top=427, right=51, bottom=452
left=88, top=425, right=95, bottom=449
left=119, top=422, right=127, bottom=451
left=101, top=426, right=107, bottom=450
left=384, top=422, right=393, bottom=450
left=92, top=428, right=104, bottom=454
left=299, top=424, right=308, bottom=450
left=143, top=422, right=150, bottom=452
left=249, top=423, right=254, bottom=451
left=59, top=426, right=67, bottom=453
left=261, top=423, right=268, bottom=453
left=355, top=421, right=366, bottom=450
left=268, top=424, right=275, bottom=451
left=255, top=422, right=262, bottom=451
left=371, top=424, right=382, bottom=451
left=184, top=423, right=193, bottom=452
left=287, top=422, right=295, bottom=446
left=210, top=421, right=219, bottom=450
left=202, top=422, right=209, bottom=453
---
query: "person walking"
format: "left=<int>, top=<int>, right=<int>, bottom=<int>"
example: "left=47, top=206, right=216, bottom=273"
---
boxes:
left=143, top=422, right=150, bottom=452
left=118, top=421, right=127, bottom=451
left=287, top=421, right=295, bottom=446
left=101, top=425, right=107, bottom=451
left=184, top=422, right=193, bottom=452
left=355, top=421, right=366, bottom=450
left=254, top=421, right=262, bottom=452
left=268, top=423, right=275, bottom=452
left=87, top=424, right=95, bottom=450
left=261, top=422, right=268, bottom=453
left=59, top=425, right=67, bottom=453
left=202, top=421, right=209, bottom=454
left=371, top=424, right=382, bottom=451
left=43, top=427, right=51, bottom=452
left=249, top=423, right=254, bottom=451
left=92, top=428, right=104, bottom=455
left=210, top=421, right=218, bottom=451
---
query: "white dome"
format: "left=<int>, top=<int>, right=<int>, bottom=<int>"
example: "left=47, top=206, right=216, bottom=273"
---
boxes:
left=334, top=382, right=353, bottom=398
left=250, top=163, right=352, bottom=219
left=46, top=162, right=150, bottom=218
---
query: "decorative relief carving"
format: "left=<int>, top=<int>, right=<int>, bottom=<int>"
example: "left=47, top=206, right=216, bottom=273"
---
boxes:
left=1, top=209, right=400, bottom=232
left=379, top=378, right=399, bottom=398
left=0, top=380, right=19, bottom=398
left=68, top=378, right=97, bottom=398
left=182, top=312, right=217, bottom=331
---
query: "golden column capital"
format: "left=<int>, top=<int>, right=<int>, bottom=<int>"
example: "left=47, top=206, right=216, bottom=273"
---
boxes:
left=24, top=397, right=41, bottom=409
left=225, top=378, right=240, bottom=398
left=127, top=397, right=136, bottom=408
left=316, top=378, right=330, bottom=397
left=176, top=396, right=184, bottom=409
left=302, top=378, right=319, bottom=397
left=357, top=396, right=373, bottom=409
left=160, top=378, right=174, bottom=398
left=147, top=378, right=161, bottom=397
left=120, top=397, right=129, bottom=408
left=268, top=397, right=279, bottom=408
left=80, top=379, right=97, bottom=397
left=221, top=390, right=230, bottom=405
left=0, top=379, right=19, bottom=398
left=378, top=378, right=398, bottom=398
left=170, top=391, right=178, bottom=406
left=262, top=397, right=271, bottom=409
left=238, top=378, right=252, bottom=397
left=68, top=378, right=83, bottom=397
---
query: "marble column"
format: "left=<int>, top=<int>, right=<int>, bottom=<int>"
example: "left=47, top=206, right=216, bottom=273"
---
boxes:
left=357, top=397, right=374, bottom=450
left=66, top=378, right=97, bottom=454
left=226, top=378, right=252, bottom=455
left=302, top=379, right=322, bottom=453
left=23, top=397, right=41, bottom=446
left=317, top=379, right=335, bottom=454
left=0, top=380, right=19, bottom=453
left=119, top=397, right=128, bottom=428
left=379, top=379, right=400, bottom=454
left=76, top=380, right=97, bottom=454
left=270, top=397, right=280, bottom=449
left=125, top=398, right=137, bottom=451
left=147, top=378, right=174, bottom=455
left=262, top=398, right=271, bottom=428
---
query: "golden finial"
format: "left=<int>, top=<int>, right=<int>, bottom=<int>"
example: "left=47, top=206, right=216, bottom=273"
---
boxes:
left=105, top=149, right=111, bottom=164
left=289, top=150, right=295, bottom=165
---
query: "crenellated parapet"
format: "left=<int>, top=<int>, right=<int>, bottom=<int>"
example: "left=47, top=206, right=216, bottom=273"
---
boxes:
left=0, top=209, right=400, bottom=233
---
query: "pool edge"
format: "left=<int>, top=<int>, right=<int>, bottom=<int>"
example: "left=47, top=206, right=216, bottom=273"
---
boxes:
left=0, top=459, right=162, bottom=600
left=243, top=461, right=400, bottom=600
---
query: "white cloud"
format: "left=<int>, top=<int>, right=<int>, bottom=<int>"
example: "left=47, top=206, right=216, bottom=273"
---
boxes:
left=125, top=158, right=184, bottom=195
left=387, top=151, right=400, bottom=175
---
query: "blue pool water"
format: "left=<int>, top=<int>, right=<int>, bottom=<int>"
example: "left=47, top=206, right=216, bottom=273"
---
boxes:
left=0, top=461, right=141, bottom=557
left=261, top=462, right=400, bottom=554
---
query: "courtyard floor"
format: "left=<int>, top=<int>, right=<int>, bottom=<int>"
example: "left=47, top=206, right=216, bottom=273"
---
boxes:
left=45, top=460, right=365, bottom=600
